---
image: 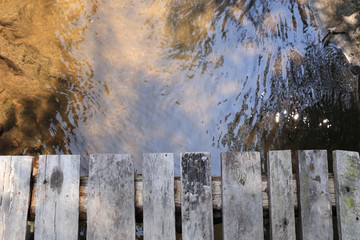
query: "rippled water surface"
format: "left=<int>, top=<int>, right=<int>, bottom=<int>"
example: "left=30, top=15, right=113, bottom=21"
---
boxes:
left=0, top=0, right=359, bottom=175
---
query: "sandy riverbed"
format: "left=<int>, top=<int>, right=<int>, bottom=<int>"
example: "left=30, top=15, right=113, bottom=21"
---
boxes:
left=0, top=0, right=359, bottom=159
left=311, top=0, right=360, bottom=64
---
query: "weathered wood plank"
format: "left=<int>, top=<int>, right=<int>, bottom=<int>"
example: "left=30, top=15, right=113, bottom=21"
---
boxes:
left=268, top=150, right=296, bottom=240
left=297, top=150, right=333, bottom=240
left=34, top=155, right=80, bottom=240
left=87, top=154, right=135, bottom=240
left=222, top=152, right=264, bottom=240
left=143, top=153, right=175, bottom=240
left=0, top=156, right=33, bottom=240
left=181, top=152, right=213, bottom=240
left=333, top=150, right=360, bottom=239
left=29, top=173, right=338, bottom=221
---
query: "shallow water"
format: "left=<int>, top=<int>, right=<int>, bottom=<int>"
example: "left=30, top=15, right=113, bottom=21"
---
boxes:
left=0, top=0, right=358, bottom=175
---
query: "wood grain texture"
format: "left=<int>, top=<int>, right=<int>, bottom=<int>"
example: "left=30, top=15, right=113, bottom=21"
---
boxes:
left=29, top=173, right=338, bottom=220
left=333, top=151, right=360, bottom=240
left=0, top=156, right=33, bottom=240
left=268, top=150, right=296, bottom=240
left=142, top=153, right=175, bottom=240
left=297, top=150, right=333, bottom=240
left=221, top=152, right=264, bottom=240
left=87, top=154, right=135, bottom=240
left=181, top=152, right=213, bottom=240
left=34, top=155, right=80, bottom=240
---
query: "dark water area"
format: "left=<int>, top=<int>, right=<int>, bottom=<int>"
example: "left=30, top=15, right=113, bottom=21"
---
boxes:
left=0, top=0, right=359, bottom=175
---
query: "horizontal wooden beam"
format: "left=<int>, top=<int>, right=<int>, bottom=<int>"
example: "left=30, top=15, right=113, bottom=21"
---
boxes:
left=29, top=174, right=336, bottom=221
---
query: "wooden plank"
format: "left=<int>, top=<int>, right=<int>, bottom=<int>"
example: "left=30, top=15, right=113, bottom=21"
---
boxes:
left=29, top=173, right=337, bottom=220
left=29, top=173, right=337, bottom=221
left=268, top=150, right=296, bottom=240
left=297, top=150, right=333, bottom=240
left=221, top=152, right=264, bottom=240
left=333, top=150, right=360, bottom=239
left=143, top=153, right=175, bottom=240
left=34, top=155, right=80, bottom=240
left=0, top=156, right=33, bottom=240
left=87, top=154, right=135, bottom=240
left=181, top=152, right=213, bottom=240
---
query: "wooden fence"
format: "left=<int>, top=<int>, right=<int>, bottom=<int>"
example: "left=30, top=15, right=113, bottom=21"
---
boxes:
left=0, top=150, right=359, bottom=239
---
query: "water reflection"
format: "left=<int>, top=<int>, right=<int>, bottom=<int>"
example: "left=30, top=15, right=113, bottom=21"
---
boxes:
left=0, top=0, right=359, bottom=175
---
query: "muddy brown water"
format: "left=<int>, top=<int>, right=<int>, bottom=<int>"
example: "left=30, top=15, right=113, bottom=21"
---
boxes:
left=1, top=0, right=354, bottom=238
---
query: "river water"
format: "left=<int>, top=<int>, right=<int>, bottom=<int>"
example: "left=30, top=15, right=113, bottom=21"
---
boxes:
left=0, top=0, right=358, bottom=176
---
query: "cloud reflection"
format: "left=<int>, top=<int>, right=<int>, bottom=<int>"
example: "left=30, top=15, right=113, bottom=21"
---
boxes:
left=23, top=0, right=359, bottom=175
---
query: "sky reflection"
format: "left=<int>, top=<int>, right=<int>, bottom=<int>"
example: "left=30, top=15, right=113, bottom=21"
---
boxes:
left=1, top=0, right=358, bottom=175
left=50, top=0, right=358, bottom=175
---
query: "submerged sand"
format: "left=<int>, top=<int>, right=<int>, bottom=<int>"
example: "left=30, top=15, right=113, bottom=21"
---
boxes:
left=311, top=0, right=360, bottom=65
left=0, top=0, right=359, bottom=160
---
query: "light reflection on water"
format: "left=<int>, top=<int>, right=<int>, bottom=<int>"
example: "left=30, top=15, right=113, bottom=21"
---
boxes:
left=0, top=0, right=359, bottom=175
